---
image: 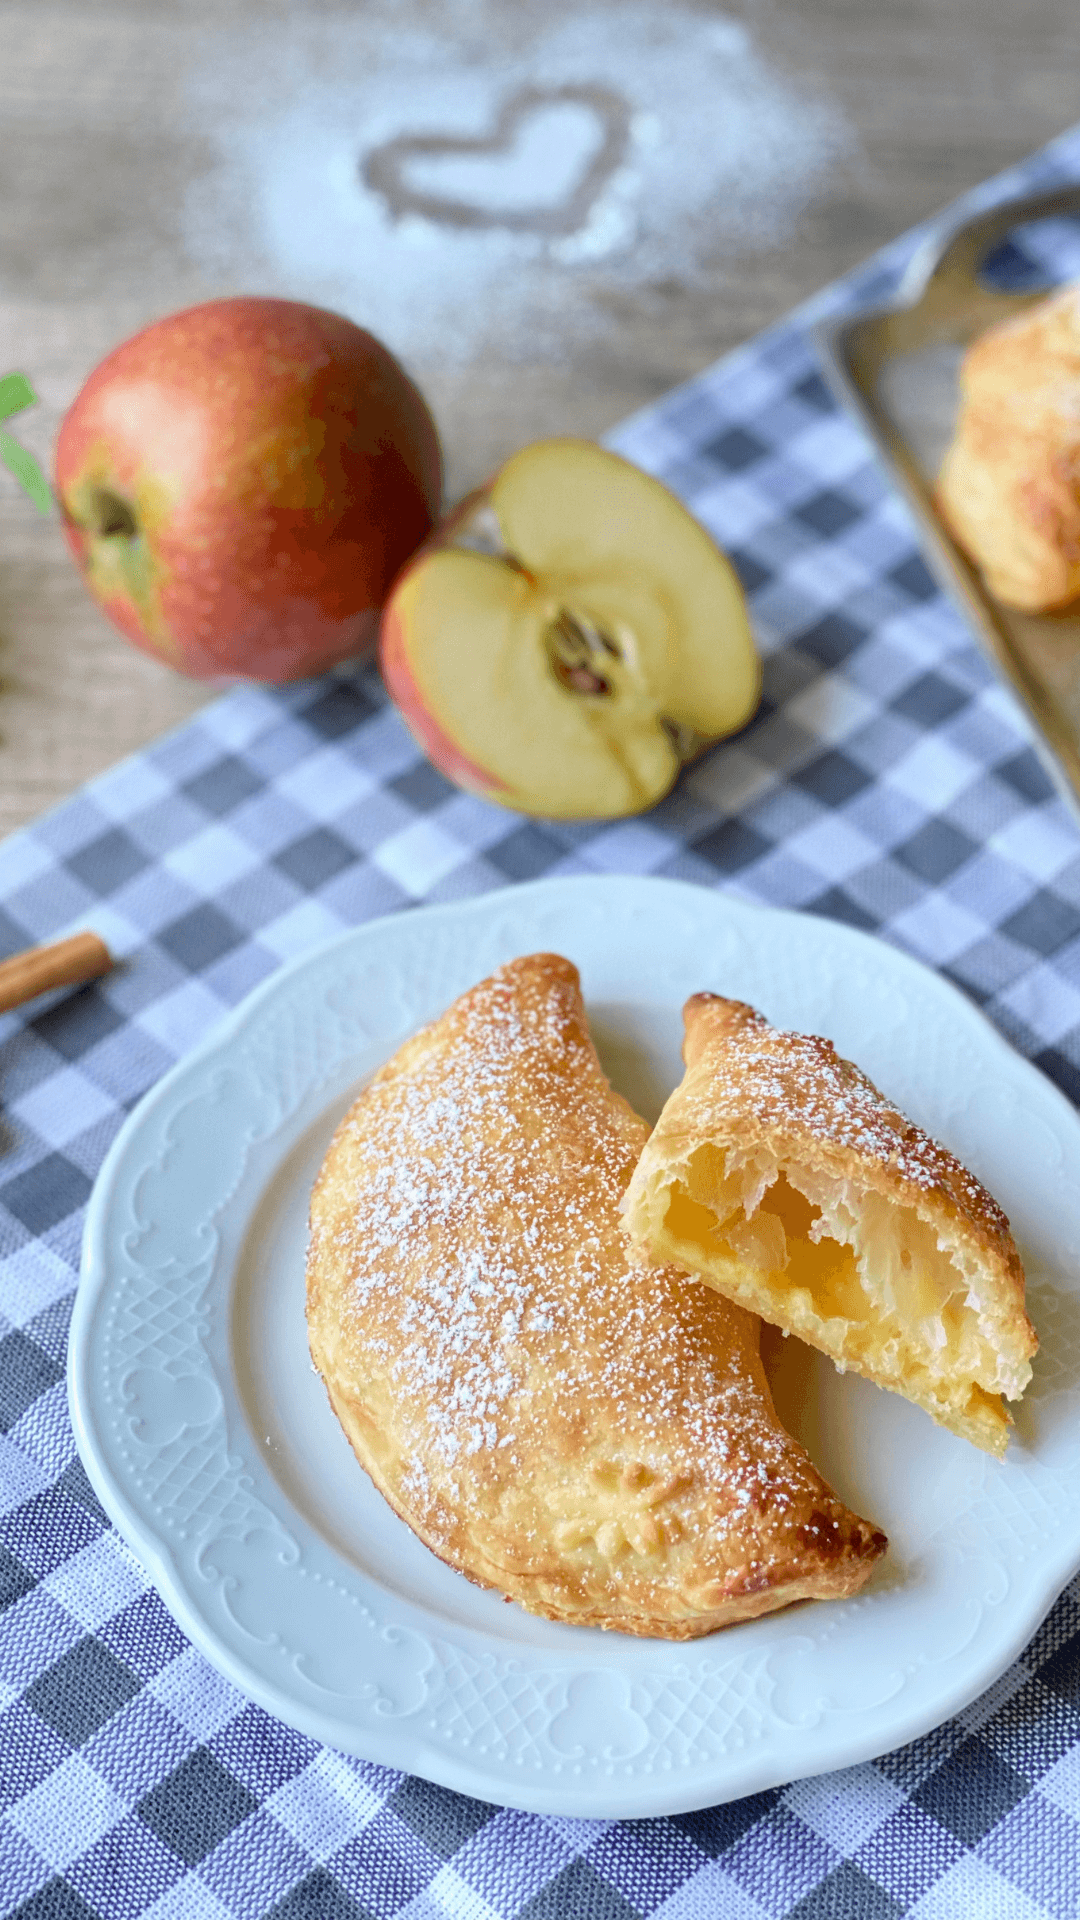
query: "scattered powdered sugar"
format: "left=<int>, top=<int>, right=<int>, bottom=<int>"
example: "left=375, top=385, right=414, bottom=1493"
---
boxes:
left=183, top=1, right=850, bottom=366
left=682, top=998, right=1012, bottom=1231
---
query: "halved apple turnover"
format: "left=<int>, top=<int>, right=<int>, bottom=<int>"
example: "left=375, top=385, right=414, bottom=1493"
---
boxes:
left=622, top=994, right=1037, bottom=1457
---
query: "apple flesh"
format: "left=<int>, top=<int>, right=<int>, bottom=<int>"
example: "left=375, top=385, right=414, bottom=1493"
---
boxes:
left=379, top=438, right=760, bottom=818
left=55, top=298, right=442, bottom=682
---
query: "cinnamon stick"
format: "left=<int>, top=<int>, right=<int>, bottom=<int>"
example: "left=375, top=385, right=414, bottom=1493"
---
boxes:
left=0, top=931, right=113, bottom=1014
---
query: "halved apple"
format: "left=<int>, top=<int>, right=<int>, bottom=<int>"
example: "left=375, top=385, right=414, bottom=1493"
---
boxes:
left=379, top=438, right=760, bottom=818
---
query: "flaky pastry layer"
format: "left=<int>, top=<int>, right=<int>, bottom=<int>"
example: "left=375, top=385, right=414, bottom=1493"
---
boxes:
left=306, top=955, right=886, bottom=1638
left=622, top=994, right=1037, bottom=1457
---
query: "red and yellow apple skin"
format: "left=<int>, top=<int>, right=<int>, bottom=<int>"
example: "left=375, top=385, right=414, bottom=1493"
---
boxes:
left=380, top=597, right=514, bottom=802
left=54, top=298, right=442, bottom=682
left=379, top=439, right=761, bottom=821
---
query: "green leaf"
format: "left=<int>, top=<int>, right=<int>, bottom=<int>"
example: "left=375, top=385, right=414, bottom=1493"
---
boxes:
left=0, top=372, right=37, bottom=421
left=0, top=431, right=52, bottom=514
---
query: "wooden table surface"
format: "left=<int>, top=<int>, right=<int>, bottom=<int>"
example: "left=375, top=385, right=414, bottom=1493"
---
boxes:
left=0, top=0, right=1077, bottom=839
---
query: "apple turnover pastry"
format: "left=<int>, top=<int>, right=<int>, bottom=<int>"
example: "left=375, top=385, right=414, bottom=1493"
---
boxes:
left=306, top=955, right=886, bottom=1639
left=935, top=282, right=1080, bottom=612
left=623, top=995, right=1037, bottom=1457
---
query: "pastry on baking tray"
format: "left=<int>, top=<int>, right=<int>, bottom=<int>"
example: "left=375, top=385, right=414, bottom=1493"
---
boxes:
left=935, top=281, right=1080, bottom=612
left=622, top=994, right=1037, bottom=1458
left=306, top=954, right=886, bottom=1639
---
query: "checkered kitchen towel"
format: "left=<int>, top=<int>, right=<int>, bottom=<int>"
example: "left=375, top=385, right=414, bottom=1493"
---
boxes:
left=4, top=123, right=1080, bottom=1920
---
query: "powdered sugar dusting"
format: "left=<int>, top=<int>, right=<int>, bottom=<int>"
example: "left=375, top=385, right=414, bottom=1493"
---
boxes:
left=684, top=996, right=1012, bottom=1234
left=183, top=3, right=850, bottom=366
left=306, top=955, right=884, bottom=1628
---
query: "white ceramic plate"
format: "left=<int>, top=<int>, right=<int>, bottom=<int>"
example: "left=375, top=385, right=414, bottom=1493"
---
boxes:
left=70, top=876, right=1080, bottom=1819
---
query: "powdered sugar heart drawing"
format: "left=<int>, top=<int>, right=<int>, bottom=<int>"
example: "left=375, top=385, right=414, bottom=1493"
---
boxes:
left=362, top=84, right=632, bottom=236
left=186, top=4, right=852, bottom=364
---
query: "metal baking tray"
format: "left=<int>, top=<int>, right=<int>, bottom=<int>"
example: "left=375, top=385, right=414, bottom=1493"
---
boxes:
left=814, top=184, right=1080, bottom=814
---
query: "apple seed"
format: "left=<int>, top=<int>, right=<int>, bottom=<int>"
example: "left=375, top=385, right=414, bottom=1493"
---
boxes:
left=547, top=607, right=622, bottom=697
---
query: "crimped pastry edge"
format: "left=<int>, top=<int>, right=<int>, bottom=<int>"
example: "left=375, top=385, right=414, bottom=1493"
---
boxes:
left=310, top=1352, right=885, bottom=1639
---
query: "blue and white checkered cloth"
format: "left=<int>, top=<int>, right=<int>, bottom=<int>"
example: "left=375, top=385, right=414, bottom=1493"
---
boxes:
left=3, top=124, right=1080, bottom=1920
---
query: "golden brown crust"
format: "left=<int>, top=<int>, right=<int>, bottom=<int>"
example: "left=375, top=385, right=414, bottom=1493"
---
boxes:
left=623, top=994, right=1036, bottom=1457
left=306, top=956, right=886, bottom=1638
left=935, top=283, right=1080, bottom=612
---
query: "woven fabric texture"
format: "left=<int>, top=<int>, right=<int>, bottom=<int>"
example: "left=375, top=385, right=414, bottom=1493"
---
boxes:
left=3, top=127, right=1080, bottom=1920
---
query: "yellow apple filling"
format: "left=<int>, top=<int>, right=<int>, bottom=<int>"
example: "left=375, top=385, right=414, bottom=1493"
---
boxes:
left=657, top=1144, right=1007, bottom=1430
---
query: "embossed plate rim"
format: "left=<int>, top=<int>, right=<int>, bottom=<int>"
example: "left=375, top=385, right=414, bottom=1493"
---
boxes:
left=70, top=876, right=1080, bottom=1817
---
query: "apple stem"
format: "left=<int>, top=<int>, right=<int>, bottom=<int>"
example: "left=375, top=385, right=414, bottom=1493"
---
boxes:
left=660, top=715, right=709, bottom=762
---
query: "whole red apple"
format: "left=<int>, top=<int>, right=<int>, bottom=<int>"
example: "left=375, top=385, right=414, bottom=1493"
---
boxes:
left=55, top=298, right=442, bottom=681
